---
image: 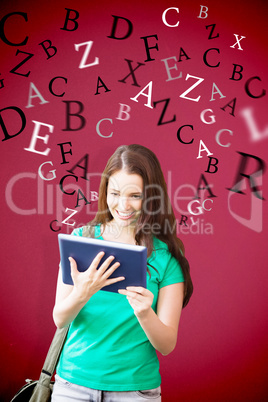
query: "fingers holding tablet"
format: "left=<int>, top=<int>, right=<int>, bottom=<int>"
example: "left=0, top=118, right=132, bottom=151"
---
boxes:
left=69, top=253, right=125, bottom=299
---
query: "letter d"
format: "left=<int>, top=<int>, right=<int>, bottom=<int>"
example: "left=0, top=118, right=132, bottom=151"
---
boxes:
left=107, top=15, right=133, bottom=40
left=0, top=106, right=26, bottom=141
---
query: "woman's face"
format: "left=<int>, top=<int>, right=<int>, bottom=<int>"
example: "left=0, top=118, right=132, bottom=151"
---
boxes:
left=107, top=170, right=143, bottom=228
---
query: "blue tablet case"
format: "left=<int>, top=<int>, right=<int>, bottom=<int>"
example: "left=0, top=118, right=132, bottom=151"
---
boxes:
left=58, top=233, right=147, bottom=292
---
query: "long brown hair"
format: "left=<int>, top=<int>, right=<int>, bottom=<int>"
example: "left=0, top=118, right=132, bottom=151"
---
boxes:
left=87, top=144, right=193, bottom=307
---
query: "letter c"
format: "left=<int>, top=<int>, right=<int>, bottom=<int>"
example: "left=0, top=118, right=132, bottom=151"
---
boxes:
left=177, top=125, right=194, bottom=144
left=245, top=76, right=266, bottom=99
left=0, top=12, right=28, bottom=46
left=50, top=219, right=62, bottom=232
left=96, top=118, right=113, bottom=138
left=162, top=7, right=180, bottom=27
left=59, top=174, right=78, bottom=195
left=202, top=198, right=213, bottom=211
left=49, top=76, right=67, bottom=97
left=215, top=129, right=233, bottom=147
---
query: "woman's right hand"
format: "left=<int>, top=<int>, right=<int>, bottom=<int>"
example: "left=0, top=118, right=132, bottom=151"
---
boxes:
left=53, top=252, right=124, bottom=328
left=69, top=252, right=124, bottom=303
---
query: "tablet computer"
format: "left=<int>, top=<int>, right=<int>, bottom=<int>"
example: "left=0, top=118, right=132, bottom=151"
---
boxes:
left=58, top=233, right=147, bottom=293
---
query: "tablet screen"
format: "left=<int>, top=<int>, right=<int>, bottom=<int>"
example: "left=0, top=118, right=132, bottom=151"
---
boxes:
left=58, top=233, right=147, bottom=292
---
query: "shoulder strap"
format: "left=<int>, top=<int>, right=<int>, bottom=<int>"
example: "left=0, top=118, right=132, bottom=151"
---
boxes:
left=29, top=326, right=69, bottom=401
left=33, top=326, right=69, bottom=389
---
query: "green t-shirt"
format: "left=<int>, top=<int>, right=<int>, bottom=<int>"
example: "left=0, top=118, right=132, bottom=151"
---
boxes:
left=57, top=225, right=184, bottom=391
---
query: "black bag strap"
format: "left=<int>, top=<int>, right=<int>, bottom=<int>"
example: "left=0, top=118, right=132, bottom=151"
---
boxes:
left=35, top=326, right=69, bottom=388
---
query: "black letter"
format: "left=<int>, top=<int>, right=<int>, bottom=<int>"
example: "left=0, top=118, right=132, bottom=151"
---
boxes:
left=195, top=174, right=217, bottom=199
left=95, top=77, right=111, bottom=95
left=245, top=76, right=266, bottom=99
left=59, top=174, right=78, bottom=195
left=107, top=15, right=133, bottom=40
left=67, top=154, right=89, bottom=180
left=227, top=152, right=265, bottom=199
left=50, top=220, right=62, bottom=232
left=205, top=24, right=219, bottom=40
left=0, top=12, right=28, bottom=46
left=177, top=125, right=194, bottom=144
left=205, top=157, right=219, bottom=173
left=153, top=98, right=176, bottom=126
left=203, top=48, right=220, bottom=68
left=39, top=39, right=57, bottom=59
left=61, top=8, right=79, bottom=31
left=230, top=64, right=243, bottom=81
left=75, top=190, right=91, bottom=208
left=179, top=215, right=188, bottom=226
left=62, top=101, right=86, bottom=131
left=57, top=142, right=72, bottom=164
left=49, top=76, right=67, bottom=97
left=140, top=34, right=159, bottom=62
left=177, top=47, right=190, bottom=62
left=118, top=59, right=145, bottom=87
left=0, top=106, right=26, bottom=141
left=220, top=98, right=237, bottom=117
left=10, top=50, right=34, bottom=77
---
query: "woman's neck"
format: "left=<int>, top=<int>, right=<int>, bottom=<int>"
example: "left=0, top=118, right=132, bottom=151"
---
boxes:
left=102, top=221, right=136, bottom=244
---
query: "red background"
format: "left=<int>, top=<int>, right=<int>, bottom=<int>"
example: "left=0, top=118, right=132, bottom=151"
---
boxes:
left=1, top=0, right=268, bottom=401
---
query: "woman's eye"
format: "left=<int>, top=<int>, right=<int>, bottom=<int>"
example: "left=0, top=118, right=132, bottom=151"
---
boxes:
left=111, top=192, right=119, bottom=196
left=131, top=194, right=142, bottom=199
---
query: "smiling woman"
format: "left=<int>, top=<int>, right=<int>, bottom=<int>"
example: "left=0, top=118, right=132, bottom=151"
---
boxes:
left=51, top=144, right=193, bottom=402
left=106, top=170, right=143, bottom=232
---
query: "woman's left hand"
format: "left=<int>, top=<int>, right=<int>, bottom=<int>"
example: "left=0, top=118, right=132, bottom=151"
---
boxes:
left=118, top=287, right=154, bottom=319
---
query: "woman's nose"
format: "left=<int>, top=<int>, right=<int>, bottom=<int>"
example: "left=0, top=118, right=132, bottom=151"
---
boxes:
left=118, top=196, right=130, bottom=210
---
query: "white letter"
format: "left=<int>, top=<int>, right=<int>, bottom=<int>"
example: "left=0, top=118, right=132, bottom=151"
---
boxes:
left=62, top=208, right=78, bottom=226
left=91, top=191, right=99, bottom=201
left=215, top=129, right=233, bottom=147
left=230, top=34, right=246, bottom=50
left=197, top=140, right=213, bottom=159
left=180, top=74, right=204, bottom=102
left=74, top=41, right=99, bottom=68
left=200, top=109, right=216, bottom=124
left=130, top=81, right=153, bottom=109
left=162, top=7, right=180, bottom=27
left=38, top=161, right=56, bottom=181
left=202, top=199, right=213, bottom=211
left=26, top=82, right=49, bottom=108
left=198, top=5, right=208, bottom=19
left=96, top=118, right=113, bottom=138
left=240, top=107, right=268, bottom=142
left=116, top=103, right=131, bottom=121
left=187, top=200, right=203, bottom=215
left=210, top=82, right=226, bottom=101
left=161, top=57, right=182, bottom=81
left=24, top=120, right=54, bottom=156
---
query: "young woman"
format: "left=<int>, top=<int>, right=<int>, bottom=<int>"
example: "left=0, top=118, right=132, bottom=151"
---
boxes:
left=52, top=144, right=193, bottom=402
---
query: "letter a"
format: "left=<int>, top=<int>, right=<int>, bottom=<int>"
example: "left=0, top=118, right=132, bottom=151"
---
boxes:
left=197, top=140, right=213, bottom=159
left=26, top=82, right=49, bottom=108
left=130, top=81, right=153, bottom=109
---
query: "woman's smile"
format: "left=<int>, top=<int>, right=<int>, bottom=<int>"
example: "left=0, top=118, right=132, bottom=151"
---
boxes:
left=115, top=210, right=136, bottom=220
left=106, top=170, right=143, bottom=228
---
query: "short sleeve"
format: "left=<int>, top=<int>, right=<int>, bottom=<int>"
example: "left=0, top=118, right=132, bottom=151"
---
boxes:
left=159, top=253, right=184, bottom=289
left=71, top=227, right=84, bottom=236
